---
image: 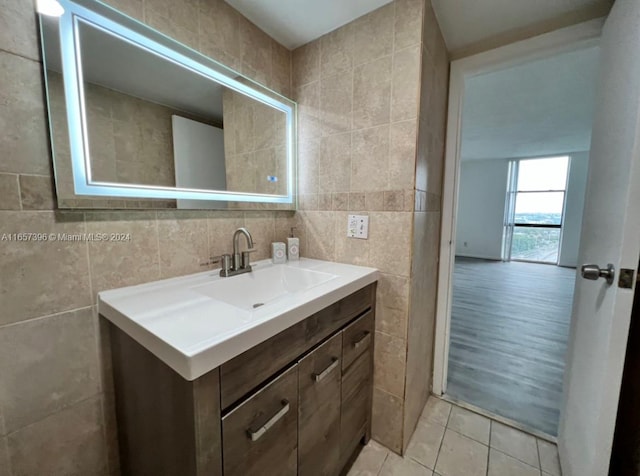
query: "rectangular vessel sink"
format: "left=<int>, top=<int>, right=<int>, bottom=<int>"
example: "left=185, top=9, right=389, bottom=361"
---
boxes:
left=192, top=265, right=337, bottom=311
left=98, top=258, right=377, bottom=380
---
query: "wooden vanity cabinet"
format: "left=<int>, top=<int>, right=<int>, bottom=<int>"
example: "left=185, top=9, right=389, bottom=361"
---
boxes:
left=222, top=365, right=299, bottom=476
left=108, top=282, right=376, bottom=476
left=109, top=328, right=223, bottom=476
left=340, top=310, right=374, bottom=468
left=298, top=333, right=343, bottom=476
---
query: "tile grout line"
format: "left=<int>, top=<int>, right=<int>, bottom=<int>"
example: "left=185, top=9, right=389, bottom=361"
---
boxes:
left=0, top=304, right=95, bottom=330
left=431, top=403, right=453, bottom=474
left=83, top=209, right=112, bottom=475
left=375, top=451, right=390, bottom=476
left=154, top=210, right=162, bottom=279
left=486, top=419, right=492, bottom=476
left=388, top=0, right=397, bottom=193
left=440, top=393, right=557, bottom=443
left=536, top=438, right=543, bottom=476
left=16, top=173, right=23, bottom=211
left=2, top=392, right=103, bottom=439
left=0, top=46, right=40, bottom=64
left=490, top=447, right=544, bottom=473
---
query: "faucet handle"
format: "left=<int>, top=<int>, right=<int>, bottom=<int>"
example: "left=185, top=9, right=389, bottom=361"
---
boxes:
left=200, top=254, right=231, bottom=268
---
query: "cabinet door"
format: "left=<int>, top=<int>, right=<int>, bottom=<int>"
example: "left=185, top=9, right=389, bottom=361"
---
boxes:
left=222, top=365, right=298, bottom=476
left=342, top=309, right=374, bottom=370
left=298, top=333, right=342, bottom=475
left=340, top=311, right=374, bottom=468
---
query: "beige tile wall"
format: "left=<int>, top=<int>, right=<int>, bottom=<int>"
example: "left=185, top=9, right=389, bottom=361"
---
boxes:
left=222, top=89, right=288, bottom=197
left=403, top=2, right=450, bottom=451
left=0, top=0, right=292, bottom=474
left=292, top=0, right=449, bottom=454
left=48, top=72, right=178, bottom=191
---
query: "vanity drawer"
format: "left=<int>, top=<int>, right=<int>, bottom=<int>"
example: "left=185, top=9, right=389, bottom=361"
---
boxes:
left=222, top=365, right=298, bottom=476
left=220, top=283, right=374, bottom=409
left=298, top=333, right=342, bottom=476
left=340, top=349, right=372, bottom=467
left=342, top=309, right=374, bottom=370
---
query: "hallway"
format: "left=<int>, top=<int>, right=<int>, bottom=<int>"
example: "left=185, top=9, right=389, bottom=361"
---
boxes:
left=446, top=258, right=576, bottom=435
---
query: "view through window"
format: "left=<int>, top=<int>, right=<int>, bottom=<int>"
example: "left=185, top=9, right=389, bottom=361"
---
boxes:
left=508, top=156, right=570, bottom=263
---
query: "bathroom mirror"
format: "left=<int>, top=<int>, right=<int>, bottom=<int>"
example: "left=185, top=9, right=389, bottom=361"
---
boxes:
left=39, top=0, right=296, bottom=209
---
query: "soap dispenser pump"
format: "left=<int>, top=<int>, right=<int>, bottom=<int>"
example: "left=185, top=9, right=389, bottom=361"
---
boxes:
left=287, top=227, right=299, bottom=261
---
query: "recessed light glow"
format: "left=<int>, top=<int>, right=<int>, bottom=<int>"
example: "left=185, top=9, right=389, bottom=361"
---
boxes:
left=36, top=0, right=65, bottom=17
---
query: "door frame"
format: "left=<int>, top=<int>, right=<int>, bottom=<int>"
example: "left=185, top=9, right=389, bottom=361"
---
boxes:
left=432, top=19, right=605, bottom=396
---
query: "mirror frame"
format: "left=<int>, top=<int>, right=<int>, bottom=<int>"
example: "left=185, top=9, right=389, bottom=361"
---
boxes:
left=42, top=0, right=297, bottom=205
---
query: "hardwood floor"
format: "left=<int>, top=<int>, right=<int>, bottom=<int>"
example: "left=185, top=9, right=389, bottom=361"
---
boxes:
left=446, top=257, right=576, bottom=436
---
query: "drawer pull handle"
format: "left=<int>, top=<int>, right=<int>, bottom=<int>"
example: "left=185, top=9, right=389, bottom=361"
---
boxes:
left=247, top=400, right=290, bottom=442
left=352, top=331, right=371, bottom=349
left=313, top=358, right=339, bottom=382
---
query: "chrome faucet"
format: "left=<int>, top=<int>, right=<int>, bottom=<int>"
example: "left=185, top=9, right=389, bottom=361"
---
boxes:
left=232, top=227, right=254, bottom=272
left=213, top=227, right=256, bottom=277
left=200, top=227, right=256, bottom=277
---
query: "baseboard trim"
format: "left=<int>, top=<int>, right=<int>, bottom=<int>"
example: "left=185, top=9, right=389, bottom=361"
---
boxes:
left=454, top=254, right=503, bottom=261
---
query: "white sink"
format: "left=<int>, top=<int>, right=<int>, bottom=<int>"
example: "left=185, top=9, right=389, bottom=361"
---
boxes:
left=191, top=265, right=337, bottom=311
left=98, top=258, right=378, bottom=380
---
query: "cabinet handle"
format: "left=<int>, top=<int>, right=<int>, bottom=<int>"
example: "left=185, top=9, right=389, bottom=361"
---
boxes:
left=246, top=400, right=290, bottom=442
left=312, top=357, right=339, bottom=382
left=352, top=331, right=371, bottom=349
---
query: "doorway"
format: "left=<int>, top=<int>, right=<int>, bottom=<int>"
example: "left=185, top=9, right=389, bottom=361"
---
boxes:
left=433, top=25, right=601, bottom=438
left=447, top=156, right=578, bottom=435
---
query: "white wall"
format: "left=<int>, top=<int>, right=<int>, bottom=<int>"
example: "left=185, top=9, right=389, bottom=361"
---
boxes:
left=455, top=159, right=510, bottom=260
left=455, top=152, right=590, bottom=265
left=558, top=151, right=590, bottom=267
left=172, top=115, right=227, bottom=209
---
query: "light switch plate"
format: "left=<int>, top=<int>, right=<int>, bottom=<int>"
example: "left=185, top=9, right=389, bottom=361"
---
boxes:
left=347, top=214, right=369, bottom=239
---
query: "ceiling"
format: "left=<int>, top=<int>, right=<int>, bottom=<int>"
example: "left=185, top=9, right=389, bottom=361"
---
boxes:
left=225, top=0, right=393, bottom=49
left=224, top=0, right=612, bottom=52
left=461, top=45, right=600, bottom=161
left=431, top=0, right=613, bottom=53
left=42, top=16, right=226, bottom=122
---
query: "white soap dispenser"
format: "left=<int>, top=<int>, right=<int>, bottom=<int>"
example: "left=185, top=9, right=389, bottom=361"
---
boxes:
left=287, top=227, right=300, bottom=261
left=271, top=242, right=287, bottom=264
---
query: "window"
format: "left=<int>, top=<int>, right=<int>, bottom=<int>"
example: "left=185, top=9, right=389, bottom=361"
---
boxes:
left=505, top=157, right=569, bottom=263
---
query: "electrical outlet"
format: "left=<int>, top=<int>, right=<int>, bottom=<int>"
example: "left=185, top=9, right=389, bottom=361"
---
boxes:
left=347, top=214, right=369, bottom=239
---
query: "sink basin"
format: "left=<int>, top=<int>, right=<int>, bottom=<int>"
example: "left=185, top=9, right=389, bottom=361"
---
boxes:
left=192, top=265, right=338, bottom=311
left=99, top=257, right=378, bottom=379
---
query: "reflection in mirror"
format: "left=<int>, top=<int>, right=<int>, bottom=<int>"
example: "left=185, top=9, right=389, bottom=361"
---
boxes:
left=39, top=0, right=296, bottom=209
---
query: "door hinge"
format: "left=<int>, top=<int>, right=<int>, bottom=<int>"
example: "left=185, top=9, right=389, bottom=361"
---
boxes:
left=618, top=268, right=636, bottom=289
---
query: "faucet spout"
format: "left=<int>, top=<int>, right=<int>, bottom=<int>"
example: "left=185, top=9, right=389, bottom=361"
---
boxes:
left=231, top=227, right=255, bottom=272
left=233, top=227, right=254, bottom=254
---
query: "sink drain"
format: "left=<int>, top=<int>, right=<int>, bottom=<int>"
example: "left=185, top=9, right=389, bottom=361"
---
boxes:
left=252, top=303, right=264, bottom=309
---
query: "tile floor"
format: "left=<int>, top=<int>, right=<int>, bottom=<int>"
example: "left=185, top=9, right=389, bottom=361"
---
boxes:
left=349, top=397, right=562, bottom=476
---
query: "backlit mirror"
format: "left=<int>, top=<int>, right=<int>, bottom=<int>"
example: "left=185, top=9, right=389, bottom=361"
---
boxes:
left=39, top=0, right=296, bottom=209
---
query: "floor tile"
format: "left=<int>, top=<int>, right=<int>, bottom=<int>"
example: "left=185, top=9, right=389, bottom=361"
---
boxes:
left=488, top=449, right=540, bottom=476
left=447, top=406, right=491, bottom=445
left=434, top=429, right=488, bottom=476
left=537, top=439, right=561, bottom=476
left=490, top=421, right=539, bottom=468
left=379, top=453, right=432, bottom=476
left=421, top=396, right=452, bottom=426
left=405, top=418, right=446, bottom=470
left=348, top=440, right=390, bottom=476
